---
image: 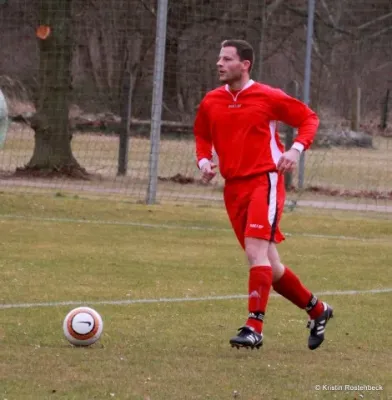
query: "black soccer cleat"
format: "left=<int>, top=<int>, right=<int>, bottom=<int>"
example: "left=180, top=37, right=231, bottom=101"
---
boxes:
left=307, top=302, right=334, bottom=350
left=230, top=326, right=263, bottom=350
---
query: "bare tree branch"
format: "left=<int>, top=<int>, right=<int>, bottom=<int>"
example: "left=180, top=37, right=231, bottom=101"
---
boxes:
left=283, top=4, right=352, bottom=36
left=357, top=11, right=392, bottom=31
left=320, top=0, right=336, bottom=28
left=311, top=33, right=323, bottom=62
left=264, top=28, right=297, bottom=61
left=137, top=0, right=156, bottom=18
left=371, top=61, right=392, bottom=72
left=266, top=0, right=285, bottom=21
left=367, top=26, right=392, bottom=40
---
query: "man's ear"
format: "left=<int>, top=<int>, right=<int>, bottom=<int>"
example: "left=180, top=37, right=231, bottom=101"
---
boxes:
left=243, top=60, right=251, bottom=72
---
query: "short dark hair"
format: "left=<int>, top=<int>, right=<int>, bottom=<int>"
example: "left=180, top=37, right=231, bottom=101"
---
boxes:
left=221, top=39, right=254, bottom=72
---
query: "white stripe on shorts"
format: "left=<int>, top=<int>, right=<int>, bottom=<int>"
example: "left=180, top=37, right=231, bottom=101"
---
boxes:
left=268, top=172, right=278, bottom=226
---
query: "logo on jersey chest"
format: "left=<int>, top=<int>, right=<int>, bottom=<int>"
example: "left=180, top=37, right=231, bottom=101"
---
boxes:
left=228, top=103, right=242, bottom=108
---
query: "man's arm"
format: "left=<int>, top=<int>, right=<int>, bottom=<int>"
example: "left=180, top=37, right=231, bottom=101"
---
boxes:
left=272, top=88, right=319, bottom=153
left=193, top=100, right=217, bottom=183
left=271, top=88, right=319, bottom=173
left=194, top=100, right=213, bottom=164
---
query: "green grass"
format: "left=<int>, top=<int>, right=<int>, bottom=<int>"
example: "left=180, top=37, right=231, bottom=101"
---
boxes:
left=0, top=193, right=391, bottom=399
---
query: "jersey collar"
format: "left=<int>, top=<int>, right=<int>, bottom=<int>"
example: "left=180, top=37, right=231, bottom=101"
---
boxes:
left=225, top=79, right=255, bottom=93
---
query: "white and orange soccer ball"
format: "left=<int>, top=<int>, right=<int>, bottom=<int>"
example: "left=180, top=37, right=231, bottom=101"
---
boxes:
left=63, top=307, right=103, bottom=346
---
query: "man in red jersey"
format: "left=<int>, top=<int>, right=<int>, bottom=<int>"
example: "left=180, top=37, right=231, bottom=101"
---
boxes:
left=194, top=39, right=333, bottom=350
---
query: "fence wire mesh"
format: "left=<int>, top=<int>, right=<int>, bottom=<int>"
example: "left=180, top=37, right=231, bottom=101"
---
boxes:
left=0, top=0, right=391, bottom=211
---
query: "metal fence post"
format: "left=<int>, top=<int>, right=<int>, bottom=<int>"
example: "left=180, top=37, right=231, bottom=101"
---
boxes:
left=146, top=0, right=169, bottom=204
left=0, top=88, right=9, bottom=148
left=298, top=0, right=315, bottom=189
left=284, top=80, right=299, bottom=190
left=380, top=88, right=390, bottom=130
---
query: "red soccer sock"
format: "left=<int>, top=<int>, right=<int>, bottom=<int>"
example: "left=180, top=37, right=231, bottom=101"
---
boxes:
left=272, top=266, right=324, bottom=319
left=246, top=266, right=273, bottom=333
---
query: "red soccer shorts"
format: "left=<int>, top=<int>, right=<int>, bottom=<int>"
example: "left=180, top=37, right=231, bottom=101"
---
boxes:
left=223, top=172, right=286, bottom=248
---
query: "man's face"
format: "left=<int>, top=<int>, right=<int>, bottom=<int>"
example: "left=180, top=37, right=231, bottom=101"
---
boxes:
left=216, top=46, right=249, bottom=85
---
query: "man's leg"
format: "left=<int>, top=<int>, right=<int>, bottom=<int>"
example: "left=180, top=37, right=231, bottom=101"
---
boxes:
left=268, top=243, right=334, bottom=350
left=227, top=174, right=277, bottom=349
left=224, top=182, right=264, bottom=349
left=229, top=237, right=271, bottom=349
left=243, top=237, right=272, bottom=334
left=268, top=243, right=323, bottom=317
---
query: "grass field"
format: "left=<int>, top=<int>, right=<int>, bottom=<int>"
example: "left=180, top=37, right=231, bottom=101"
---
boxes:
left=0, top=124, right=391, bottom=207
left=0, top=193, right=391, bottom=399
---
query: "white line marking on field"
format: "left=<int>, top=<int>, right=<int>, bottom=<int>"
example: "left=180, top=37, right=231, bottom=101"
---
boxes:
left=0, top=214, right=388, bottom=242
left=0, top=214, right=226, bottom=231
left=1, top=288, right=391, bottom=310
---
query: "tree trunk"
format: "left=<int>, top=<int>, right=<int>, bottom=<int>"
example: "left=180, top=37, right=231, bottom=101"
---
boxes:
left=24, top=0, right=87, bottom=178
left=164, top=37, right=179, bottom=114
left=246, top=0, right=265, bottom=81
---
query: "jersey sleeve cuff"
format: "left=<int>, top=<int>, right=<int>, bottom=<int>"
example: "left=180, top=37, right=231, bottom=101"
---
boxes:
left=291, top=142, right=305, bottom=154
left=198, top=158, right=210, bottom=169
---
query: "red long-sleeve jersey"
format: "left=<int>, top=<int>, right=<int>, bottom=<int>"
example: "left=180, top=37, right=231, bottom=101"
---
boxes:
left=194, top=80, right=319, bottom=181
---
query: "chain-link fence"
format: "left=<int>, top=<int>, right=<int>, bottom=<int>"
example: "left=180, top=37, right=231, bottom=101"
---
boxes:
left=0, top=0, right=391, bottom=211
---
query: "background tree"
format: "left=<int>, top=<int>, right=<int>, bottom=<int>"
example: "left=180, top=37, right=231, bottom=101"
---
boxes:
left=0, top=0, right=391, bottom=168
left=20, top=0, right=87, bottom=177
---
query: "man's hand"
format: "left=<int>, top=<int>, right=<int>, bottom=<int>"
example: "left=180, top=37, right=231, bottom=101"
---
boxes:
left=200, top=161, right=217, bottom=183
left=277, top=148, right=300, bottom=174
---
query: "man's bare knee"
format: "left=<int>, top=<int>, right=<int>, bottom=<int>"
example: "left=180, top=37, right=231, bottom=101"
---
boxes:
left=244, top=237, right=270, bottom=267
left=268, top=243, right=285, bottom=281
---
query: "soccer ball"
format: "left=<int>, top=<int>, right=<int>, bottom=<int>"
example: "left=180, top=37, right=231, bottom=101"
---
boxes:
left=63, top=307, right=103, bottom=346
